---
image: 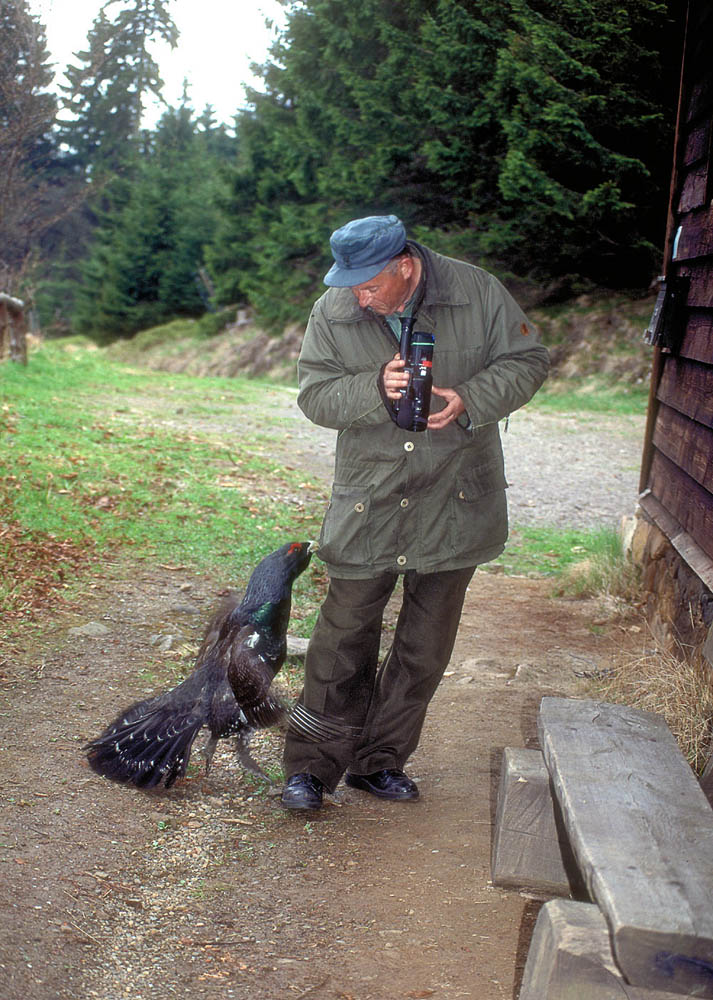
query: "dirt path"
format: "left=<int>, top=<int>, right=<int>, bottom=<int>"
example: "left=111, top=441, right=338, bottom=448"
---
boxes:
left=0, top=398, right=648, bottom=1000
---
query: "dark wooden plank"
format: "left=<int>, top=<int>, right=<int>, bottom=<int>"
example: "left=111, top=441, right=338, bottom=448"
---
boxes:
left=672, top=205, right=713, bottom=261
left=678, top=163, right=709, bottom=213
left=683, top=120, right=711, bottom=167
left=687, top=77, right=713, bottom=126
left=539, top=697, right=713, bottom=998
left=653, top=402, right=713, bottom=492
left=519, top=899, right=688, bottom=1000
left=649, top=449, right=713, bottom=560
left=676, top=261, right=713, bottom=308
left=678, top=311, right=713, bottom=363
left=657, top=356, right=713, bottom=425
left=686, top=6, right=713, bottom=124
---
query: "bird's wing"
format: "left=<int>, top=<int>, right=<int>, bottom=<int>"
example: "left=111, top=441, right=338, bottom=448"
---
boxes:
left=193, top=591, right=243, bottom=667
left=242, top=691, right=286, bottom=729
left=223, top=623, right=275, bottom=707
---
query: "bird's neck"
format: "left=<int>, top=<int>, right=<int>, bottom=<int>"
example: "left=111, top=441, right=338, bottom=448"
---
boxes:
left=249, top=598, right=290, bottom=634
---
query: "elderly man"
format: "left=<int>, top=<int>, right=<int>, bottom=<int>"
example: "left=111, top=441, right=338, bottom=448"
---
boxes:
left=281, top=215, right=548, bottom=810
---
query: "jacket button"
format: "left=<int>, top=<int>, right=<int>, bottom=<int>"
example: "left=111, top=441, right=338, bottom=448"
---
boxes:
left=400, top=498, right=409, bottom=508
left=354, top=502, right=365, bottom=513
left=404, top=441, right=414, bottom=452
left=396, top=555, right=407, bottom=566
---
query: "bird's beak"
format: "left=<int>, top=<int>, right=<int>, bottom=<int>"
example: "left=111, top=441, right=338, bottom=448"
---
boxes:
left=308, top=540, right=319, bottom=553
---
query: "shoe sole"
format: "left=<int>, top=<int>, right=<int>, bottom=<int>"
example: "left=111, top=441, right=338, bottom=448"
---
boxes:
left=280, top=796, right=322, bottom=811
left=345, top=774, right=419, bottom=801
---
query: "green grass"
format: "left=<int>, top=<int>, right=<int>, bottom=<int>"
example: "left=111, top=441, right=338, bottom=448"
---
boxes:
left=492, top=523, right=634, bottom=594
left=0, top=342, right=326, bottom=624
left=530, top=376, right=649, bottom=417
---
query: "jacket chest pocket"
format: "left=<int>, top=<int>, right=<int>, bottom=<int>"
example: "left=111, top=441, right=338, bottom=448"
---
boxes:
left=432, top=346, right=483, bottom=386
left=318, top=485, right=372, bottom=567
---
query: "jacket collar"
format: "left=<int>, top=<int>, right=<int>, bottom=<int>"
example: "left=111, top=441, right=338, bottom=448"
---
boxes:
left=322, top=241, right=471, bottom=324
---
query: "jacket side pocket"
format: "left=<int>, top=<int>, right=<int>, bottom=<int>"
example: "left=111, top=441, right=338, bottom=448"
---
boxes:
left=318, top=485, right=372, bottom=568
left=451, top=459, right=509, bottom=558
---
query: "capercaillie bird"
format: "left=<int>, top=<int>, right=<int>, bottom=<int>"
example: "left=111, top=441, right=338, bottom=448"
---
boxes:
left=85, top=541, right=313, bottom=789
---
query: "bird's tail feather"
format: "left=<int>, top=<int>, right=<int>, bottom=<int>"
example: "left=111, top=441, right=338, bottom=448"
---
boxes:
left=85, top=700, right=205, bottom=790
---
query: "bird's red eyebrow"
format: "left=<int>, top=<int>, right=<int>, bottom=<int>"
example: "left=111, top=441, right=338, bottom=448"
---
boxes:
left=288, top=543, right=302, bottom=555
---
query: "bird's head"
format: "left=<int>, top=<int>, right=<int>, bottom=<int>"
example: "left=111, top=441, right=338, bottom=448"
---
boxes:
left=283, top=540, right=317, bottom=575
left=240, top=540, right=315, bottom=618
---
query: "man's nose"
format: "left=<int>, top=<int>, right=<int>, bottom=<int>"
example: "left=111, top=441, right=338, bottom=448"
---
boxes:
left=354, top=288, right=371, bottom=308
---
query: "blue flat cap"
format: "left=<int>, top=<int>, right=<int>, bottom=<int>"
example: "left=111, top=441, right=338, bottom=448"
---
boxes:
left=324, top=215, right=407, bottom=287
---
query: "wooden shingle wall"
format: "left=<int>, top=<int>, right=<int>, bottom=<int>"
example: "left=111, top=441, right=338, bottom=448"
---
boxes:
left=639, top=0, right=713, bottom=608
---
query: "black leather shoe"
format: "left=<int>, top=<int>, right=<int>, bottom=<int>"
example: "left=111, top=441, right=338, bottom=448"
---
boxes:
left=345, top=768, right=419, bottom=801
left=281, top=772, right=324, bottom=810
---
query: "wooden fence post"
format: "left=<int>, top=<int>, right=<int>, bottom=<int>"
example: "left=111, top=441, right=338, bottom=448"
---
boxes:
left=0, top=293, right=28, bottom=365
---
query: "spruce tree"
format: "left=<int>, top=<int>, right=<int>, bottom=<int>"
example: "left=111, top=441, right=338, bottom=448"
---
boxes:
left=210, top=0, right=441, bottom=330
left=59, top=0, right=178, bottom=177
left=0, top=0, right=58, bottom=289
left=72, top=99, right=231, bottom=339
left=486, top=0, right=677, bottom=284
left=413, top=0, right=508, bottom=217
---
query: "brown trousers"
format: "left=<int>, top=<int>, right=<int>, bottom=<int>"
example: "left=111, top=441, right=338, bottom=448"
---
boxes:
left=283, top=565, right=476, bottom=792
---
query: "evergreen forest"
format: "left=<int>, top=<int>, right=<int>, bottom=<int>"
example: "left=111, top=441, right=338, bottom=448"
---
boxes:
left=2, top=0, right=685, bottom=341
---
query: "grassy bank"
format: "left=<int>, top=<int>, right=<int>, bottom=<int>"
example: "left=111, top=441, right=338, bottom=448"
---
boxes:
left=1, top=343, right=326, bottom=627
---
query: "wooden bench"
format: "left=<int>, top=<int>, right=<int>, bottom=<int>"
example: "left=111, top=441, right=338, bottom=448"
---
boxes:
left=491, top=747, right=587, bottom=898
left=519, top=898, right=686, bottom=1000
left=493, top=696, right=713, bottom=999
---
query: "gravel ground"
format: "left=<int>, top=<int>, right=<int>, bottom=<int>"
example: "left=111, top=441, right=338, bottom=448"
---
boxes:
left=499, top=408, right=645, bottom=530
left=0, top=379, right=650, bottom=1000
left=122, top=379, right=647, bottom=534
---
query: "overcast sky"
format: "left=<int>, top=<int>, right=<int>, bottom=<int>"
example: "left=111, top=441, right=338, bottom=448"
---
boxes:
left=28, top=0, right=286, bottom=127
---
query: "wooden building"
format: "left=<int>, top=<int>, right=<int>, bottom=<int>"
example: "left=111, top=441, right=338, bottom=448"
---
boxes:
left=635, top=0, right=713, bottom=651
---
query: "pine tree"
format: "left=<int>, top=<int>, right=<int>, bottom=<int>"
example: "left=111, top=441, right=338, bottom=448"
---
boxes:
left=59, top=0, right=178, bottom=177
left=485, top=0, right=677, bottom=284
left=72, top=99, right=232, bottom=339
left=209, top=0, right=442, bottom=330
left=0, top=0, right=58, bottom=289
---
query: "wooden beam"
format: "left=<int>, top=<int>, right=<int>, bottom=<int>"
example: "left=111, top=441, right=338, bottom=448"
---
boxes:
left=491, top=748, right=585, bottom=898
left=0, top=292, right=24, bottom=315
left=638, top=490, right=713, bottom=594
left=519, top=898, right=686, bottom=1000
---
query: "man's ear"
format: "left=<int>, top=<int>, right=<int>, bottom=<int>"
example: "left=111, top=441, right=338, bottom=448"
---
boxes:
left=400, top=256, right=416, bottom=280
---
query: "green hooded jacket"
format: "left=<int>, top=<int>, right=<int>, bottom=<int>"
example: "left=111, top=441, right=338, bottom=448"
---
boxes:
left=297, top=243, right=549, bottom=578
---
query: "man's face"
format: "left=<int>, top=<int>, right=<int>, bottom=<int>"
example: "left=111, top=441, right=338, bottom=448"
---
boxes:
left=350, top=257, right=416, bottom=315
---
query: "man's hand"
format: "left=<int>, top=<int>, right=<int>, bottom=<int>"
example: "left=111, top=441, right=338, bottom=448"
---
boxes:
left=381, top=355, right=466, bottom=429
left=381, top=353, right=409, bottom=400
left=427, top=386, right=466, bottom=429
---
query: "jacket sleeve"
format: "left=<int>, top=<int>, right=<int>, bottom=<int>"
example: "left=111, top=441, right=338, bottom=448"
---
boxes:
left=296, top=300, right=391, bottom=430
left=453, top=275, right=549, bottom=427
